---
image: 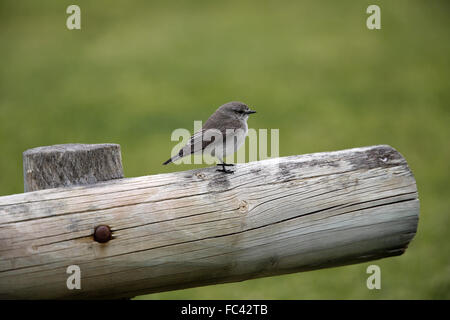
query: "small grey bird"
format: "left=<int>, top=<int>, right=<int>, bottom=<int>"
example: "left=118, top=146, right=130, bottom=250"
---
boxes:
left=163, top=101, right=256, bottom=173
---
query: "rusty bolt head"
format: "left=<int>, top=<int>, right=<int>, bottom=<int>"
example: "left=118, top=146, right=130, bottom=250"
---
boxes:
left=94, top=225, right=112, bottom=243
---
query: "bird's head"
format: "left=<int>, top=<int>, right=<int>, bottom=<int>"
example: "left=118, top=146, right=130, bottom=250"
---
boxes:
left=219, top=101, right=256, bottom=121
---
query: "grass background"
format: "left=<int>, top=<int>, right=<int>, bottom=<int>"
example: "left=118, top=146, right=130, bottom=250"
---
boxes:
left=0, top=0, right=449, bottom=299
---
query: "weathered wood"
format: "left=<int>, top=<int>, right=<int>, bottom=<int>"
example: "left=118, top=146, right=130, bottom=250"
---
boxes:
left=23, top=144, right=123, bottom=192
left=0, top=145, right=419, bottom=299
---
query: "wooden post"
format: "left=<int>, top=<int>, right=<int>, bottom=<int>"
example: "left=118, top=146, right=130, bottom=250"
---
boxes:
left=23, top=143, right=124, bottom=192
left=0, top=145, right=419, bottom=299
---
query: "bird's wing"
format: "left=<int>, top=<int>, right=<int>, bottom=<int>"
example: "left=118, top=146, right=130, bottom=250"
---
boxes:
left=177, top=111, right=242, bottom=158
left=177, top=129, right=214, bottom=158
left=202, top=111, right=241, bottom=133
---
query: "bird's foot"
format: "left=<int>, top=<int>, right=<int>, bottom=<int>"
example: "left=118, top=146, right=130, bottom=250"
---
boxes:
left=217, top=168, right=234, bottom=174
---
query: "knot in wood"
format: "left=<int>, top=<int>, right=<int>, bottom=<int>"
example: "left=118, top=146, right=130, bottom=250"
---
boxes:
left=195, top=172, right=206, bottom=179
left=238, top=200, right=249, bottom=213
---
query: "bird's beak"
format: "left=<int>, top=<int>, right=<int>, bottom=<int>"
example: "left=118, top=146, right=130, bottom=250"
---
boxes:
left=245, top=109, right=256, bottom=114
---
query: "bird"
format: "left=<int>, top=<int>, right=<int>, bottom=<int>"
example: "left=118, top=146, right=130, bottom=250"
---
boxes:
left=163, top=101, right=256, bottom=173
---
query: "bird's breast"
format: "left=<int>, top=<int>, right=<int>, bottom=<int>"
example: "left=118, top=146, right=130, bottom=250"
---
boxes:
left=225, top=123, right=248, bottom=155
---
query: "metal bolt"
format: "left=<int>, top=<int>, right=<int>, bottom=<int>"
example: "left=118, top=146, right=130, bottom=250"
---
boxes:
left=94, top=225, right=112, bottom=243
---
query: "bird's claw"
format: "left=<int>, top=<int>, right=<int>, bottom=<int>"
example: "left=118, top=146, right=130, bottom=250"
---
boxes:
left=216, top=168, right=234, bottom=174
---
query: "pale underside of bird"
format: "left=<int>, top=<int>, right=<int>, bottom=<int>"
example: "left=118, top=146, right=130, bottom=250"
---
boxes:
left=163, top=101, right=256, bottom=173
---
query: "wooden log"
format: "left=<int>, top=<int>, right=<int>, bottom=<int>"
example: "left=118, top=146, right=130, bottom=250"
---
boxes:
left=23, top=144, right=123, bottom=192
left=0, top=145, right=419, bottom=299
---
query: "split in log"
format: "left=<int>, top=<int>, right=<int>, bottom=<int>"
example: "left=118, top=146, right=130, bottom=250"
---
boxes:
left=0, top=145, right=419, bottom=299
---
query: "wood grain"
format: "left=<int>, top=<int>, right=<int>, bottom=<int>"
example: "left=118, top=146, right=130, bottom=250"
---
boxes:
left=0, top=145, right=419, bottom=299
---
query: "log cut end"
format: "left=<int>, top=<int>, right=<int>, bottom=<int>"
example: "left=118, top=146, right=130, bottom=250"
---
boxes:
left=23, top=143, right=124, bottom=192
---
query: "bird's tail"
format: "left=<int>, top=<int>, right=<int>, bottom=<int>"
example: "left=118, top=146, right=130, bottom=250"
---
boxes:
left=162, top=153, right=181, bottom=165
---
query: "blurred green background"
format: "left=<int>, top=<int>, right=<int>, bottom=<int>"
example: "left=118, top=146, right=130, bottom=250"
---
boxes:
left=1, top=0, right=449, bottom=299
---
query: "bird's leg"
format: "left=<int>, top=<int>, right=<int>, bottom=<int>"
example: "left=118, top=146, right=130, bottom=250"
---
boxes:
left=216, top=162, right=234, bottom=174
